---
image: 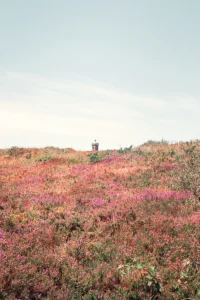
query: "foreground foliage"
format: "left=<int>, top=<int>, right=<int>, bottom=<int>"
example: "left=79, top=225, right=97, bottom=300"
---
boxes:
left=0, top=142, right=200, bottom=299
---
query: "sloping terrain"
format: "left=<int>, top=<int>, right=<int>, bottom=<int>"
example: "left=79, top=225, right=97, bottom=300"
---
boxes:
left=0, top=143, right=200, bottom=299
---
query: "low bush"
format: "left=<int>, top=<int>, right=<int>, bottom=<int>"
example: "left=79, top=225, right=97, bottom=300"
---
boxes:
left=118, top=145, right=132, bottom=154
left=171, top=145, right=200, bottom=200
left=141, top=139, right=168, bottom=146
left=7, top=146, right=24, bottom=157
left=88, top=152, right=103, bottom=163
left=26, top=153, right=31, bottom=159
left=36, top=156, right=55, bottom=163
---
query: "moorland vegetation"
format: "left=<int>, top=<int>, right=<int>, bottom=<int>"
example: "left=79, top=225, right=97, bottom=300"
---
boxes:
left=0, top=141, right=200, bottom=299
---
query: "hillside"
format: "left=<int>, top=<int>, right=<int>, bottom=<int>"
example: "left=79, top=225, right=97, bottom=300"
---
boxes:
left=0, top=142, right=200, bottom=299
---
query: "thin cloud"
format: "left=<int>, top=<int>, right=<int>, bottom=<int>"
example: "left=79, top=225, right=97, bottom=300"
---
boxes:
left=0, top=71, right=199, bottom=149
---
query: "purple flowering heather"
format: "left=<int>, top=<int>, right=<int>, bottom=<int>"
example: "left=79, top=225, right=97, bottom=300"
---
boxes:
left=135, top=189, right=192, bottom=201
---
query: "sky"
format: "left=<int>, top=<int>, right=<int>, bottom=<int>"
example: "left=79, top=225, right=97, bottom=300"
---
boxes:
left=0, top=0, right=200, bottom=150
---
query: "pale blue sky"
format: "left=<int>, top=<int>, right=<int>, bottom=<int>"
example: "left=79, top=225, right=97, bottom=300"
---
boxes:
left=0, top=0, right=199, bottom=149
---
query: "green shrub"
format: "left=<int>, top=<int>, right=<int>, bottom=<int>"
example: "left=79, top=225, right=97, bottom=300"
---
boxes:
left=141, top=173, right=152, bottom=187
left=7, top=146, right=24, bottom=157
left=26, top=153, right=31, bottom=159
left=36, top=156, right=55, bottom=163
left=88, top=152, right=102, bottom=163
left=118, top=145, right=132, bottom=154
left=141, top=139, right=168, bottom=146
left=168, top=149, right=175, bottom=157
left=132, top=148, right=144, bottom=156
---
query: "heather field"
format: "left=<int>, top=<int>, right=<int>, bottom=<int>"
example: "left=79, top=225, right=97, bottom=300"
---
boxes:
left=0, top=142, right=200, bottom=300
